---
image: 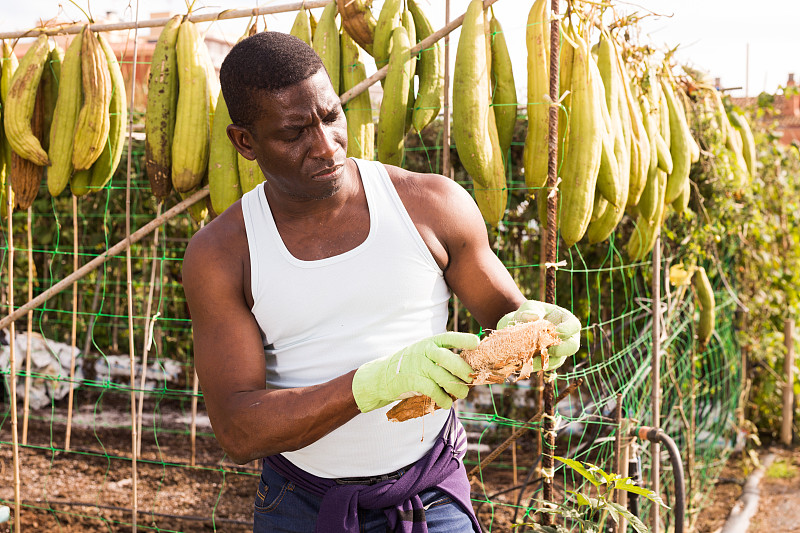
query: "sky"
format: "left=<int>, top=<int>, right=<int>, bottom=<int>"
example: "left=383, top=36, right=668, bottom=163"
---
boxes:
left=3, top=0, right=800, bottom=98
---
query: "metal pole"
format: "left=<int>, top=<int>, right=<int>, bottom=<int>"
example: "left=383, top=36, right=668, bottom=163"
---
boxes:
left=542, top=0, right=561, bottom=523
left=651, top=234, right=662, bottom=533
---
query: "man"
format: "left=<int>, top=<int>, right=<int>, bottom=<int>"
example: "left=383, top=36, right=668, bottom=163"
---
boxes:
left=182, top=32, right=579, bottom=532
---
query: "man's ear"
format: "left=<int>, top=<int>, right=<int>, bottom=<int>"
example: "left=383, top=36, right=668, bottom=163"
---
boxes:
left=227, top=124, right=257, bottom=161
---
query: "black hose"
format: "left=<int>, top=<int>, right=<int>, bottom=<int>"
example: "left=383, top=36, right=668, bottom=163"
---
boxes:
left=635, top=426, right=685, bottom=533
left=657, top=430, right=685, bottom=533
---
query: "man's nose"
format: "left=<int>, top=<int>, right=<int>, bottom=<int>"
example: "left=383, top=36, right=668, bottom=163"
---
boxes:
left=309, top=123, right=339, bottom=159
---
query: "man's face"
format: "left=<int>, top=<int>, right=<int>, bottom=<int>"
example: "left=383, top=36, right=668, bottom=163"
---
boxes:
left=237, top=69, right=349, bottom=202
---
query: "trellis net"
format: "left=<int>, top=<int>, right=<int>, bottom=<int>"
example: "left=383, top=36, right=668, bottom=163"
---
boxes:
left=0, top=2, right=742, bottom=532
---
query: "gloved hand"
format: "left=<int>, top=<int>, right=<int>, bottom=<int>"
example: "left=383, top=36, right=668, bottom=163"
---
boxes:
left=496, top=300, right=581, bottom=369
left=352, top=332, right=479, bottom=413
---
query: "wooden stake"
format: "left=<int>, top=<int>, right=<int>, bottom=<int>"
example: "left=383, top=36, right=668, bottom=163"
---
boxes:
left=112, top=269, right=121, bottom=353
left=511, top=441, right=518, bottom=486
left=782, top=318, right=795, bottom=446
left=191, top=368, right=200, bottom=467
left=22, top=206, right=33, bottom=445
left=126, top=7, right=141, bottom=529
left=651, top=235, right=662, bottom=533
left=65, top=195, right=80, bottom=451
left=136, top=204, right=162, bottom=456
left=442, top=0, right=460, bottom=334
left=618, top=437, right=632, bottom=533
left=612, top=394, right=623, bottom=533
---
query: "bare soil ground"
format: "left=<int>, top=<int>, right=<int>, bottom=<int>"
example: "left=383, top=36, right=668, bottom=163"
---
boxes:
left=0, top=397, right=540, bottom=533
left=2, top=395, right=790, bottom=533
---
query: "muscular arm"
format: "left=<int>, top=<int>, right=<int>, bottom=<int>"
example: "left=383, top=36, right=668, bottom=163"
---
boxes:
left=389, top=168, right=527, bottom=329
left=182, top=215, right=360, bottom=464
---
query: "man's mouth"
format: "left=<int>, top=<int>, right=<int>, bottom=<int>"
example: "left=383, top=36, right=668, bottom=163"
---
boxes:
left=312, top=164, right=344, bottom=180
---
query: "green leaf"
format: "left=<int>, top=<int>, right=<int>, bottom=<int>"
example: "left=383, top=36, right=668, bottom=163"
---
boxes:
left=613, top=478, right=670, bottom=508
left=554, top=455, right=602, bottom=487
left=605, top=501, right=649, bottom=533
left=586, top=463, right=616, bottom=485
left=602, top=500, right=620, bottom=524
left=566, top=490, right=592, bottom=507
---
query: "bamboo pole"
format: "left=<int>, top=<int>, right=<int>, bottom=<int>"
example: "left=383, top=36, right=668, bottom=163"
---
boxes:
left=612, top=394, right=623, bottom=533
left=651, top=234, right=662, bottom=533
left=21, top=207, right=33, bottom=445
left=339, top=0, right=500, bottom=105
left=0, top=188, right=209, bottom=332
left=126, top=4, right=141, bottom=529
left=190, top=218, right=206, bottom=467
left=442, top=0, right=451, bottom=181
left=65, top=195, right=80, bottom=451
left=7, top=178, right=22, bottom=533
left=191, top=368, right=200, bottom=467
left=782, top=318, right=795, bottom=446
left=542, top=0, right=561, bottom=523
left=112, top=269, right=121, bottom=353
left=441, top=0, right=460, bottom=333
left=136, top=205, right=162, bottom=456
left=0, top=0, right=334, bottom=39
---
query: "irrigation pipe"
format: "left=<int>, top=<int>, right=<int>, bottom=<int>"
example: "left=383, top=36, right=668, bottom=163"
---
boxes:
left=719, top=453, right=775, bottom=533
left=634, top=426, right=686, bottom=533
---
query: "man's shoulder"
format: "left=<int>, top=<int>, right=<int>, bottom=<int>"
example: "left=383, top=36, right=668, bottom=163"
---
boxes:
left=183, top=199, right=248, bottom=273
left=382, top=164, right=467, bottom=210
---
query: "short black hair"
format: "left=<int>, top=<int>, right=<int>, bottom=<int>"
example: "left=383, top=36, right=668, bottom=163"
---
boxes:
left=220, top=32, right=324, bottom=128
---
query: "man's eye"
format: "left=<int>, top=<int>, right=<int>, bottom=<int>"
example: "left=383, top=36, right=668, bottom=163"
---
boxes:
left=323, top=111, right=339, bottom=123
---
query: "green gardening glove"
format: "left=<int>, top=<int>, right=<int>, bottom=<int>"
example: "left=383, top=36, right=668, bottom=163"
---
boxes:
left=496, top=300, right=581, bottom=370
left=352, top=332, right=479, bottom=413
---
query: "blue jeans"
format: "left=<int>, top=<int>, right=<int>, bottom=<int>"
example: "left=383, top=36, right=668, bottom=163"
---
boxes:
left=253, top=460, right=476, bottom=532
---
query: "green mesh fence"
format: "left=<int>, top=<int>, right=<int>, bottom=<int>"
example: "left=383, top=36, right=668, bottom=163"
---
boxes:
left=0, top=6, right=743, bottom=533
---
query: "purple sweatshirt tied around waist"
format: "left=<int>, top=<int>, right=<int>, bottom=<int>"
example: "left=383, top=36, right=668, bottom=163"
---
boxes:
left=263, top=409, right=481, bottom=533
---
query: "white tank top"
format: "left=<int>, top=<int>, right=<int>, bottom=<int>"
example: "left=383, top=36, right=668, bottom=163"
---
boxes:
left=241, top=158, right=452, bottom=478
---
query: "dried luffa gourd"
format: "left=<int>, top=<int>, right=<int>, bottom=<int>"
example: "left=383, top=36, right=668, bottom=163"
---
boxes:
left=387, top=319, right=560, bottom=422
